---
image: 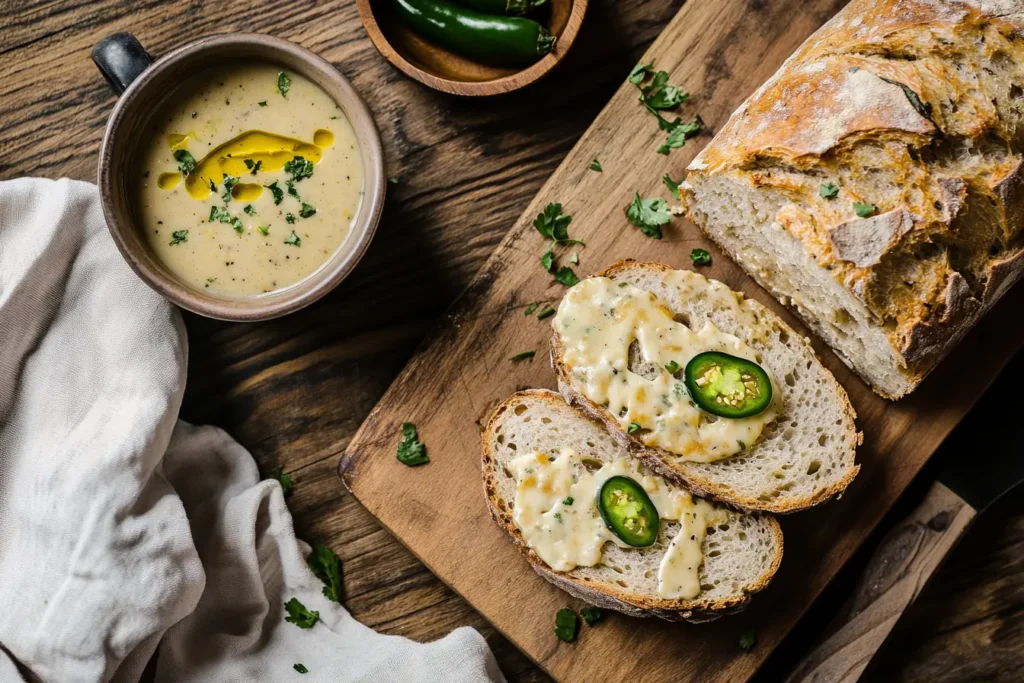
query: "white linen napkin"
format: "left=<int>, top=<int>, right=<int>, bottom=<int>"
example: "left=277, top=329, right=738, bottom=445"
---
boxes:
left=0, top=178, right=504, bottom=683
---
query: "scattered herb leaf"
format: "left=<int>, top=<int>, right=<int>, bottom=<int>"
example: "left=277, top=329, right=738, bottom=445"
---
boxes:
left=642, top=70, right=688, bottom=110
left=657, top=118, right=702, bottom=155
left=169, top=230, right=188, bottom=246
left=570, top=251, right=579, bottom=265
left=231, top=217, right=244, bottom=235
left=554, top=609, right=579, bottom=643
left=173, top=149, right=197, bottom=176
left=209, top=205, right=230, bottom=223
left=286, top=213, right=296, bottom=224
left=283, top=598, right=318, bottom=629
left=625, top=193, right=671, bottom=239
left=819, top=182, right=839, bottom=199
left=258, top=100, right=268, bottom=107
left=534, top=203, right=572, bottom=241
left=284, top=230, right=302, bottom=246
left=221, top=175, right=239, bottom=203
left=554, top=267, right=579, bottom=287
left=541, top=249, right=555, bottom=272
left=663, top=174, right=683, bottom=200
left=739, top=630, right=757, bottom=652
left=269, top=465, right=293, bottom=495
left=690, top=248, right=711, bottom=266
left=257, top=225, right=270, bottom=237
left=664, top=360, right=680, bottom=375
left=284, top=155, right=314, bottom=182
left=589, top=159, right=603, bottom=173
left=628, top=61, right=654, bottom=86
left=307, top=543, right=344, bottom=603
left=243, top=204, right=256, bottom=215
left=524, top=303, right=539, bottom=315
left=562, top=496, right=574, bottom=506
left=277, top=71, right=291, bottom=97
left=299, top=203, right=316, bottom=218
left=581, top=607, right=604, bottom=626
left=536, top=305, right=556, bottom=320
left=243, top=159, right=262, bottom=175
left=287, top=180, right=300, bottom=198
left=293, top=664, right=308, bottom=674
left=628, top=422, right=642, bottom=434
left=208, top=179, right=217, bottom=192
left=854, top=201, right=877, bottom=218
left=397, top=422, right=429, bottom=466
left=265, top=181, right=284, bottom=205
left=510, top=350, right=536, bottom=362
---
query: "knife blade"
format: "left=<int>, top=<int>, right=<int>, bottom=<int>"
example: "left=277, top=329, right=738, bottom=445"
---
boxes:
left=786, top=348, right=1024, bottom=683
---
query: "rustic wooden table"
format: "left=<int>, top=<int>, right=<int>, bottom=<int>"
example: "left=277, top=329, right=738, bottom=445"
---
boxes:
left=2, top=0, right=1022, bottom=680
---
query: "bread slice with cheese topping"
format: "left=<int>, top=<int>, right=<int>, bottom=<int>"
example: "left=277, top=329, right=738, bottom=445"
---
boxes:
left=482, top=390, right=783, bottom=622
left=551, top=260, right=860, bottom=514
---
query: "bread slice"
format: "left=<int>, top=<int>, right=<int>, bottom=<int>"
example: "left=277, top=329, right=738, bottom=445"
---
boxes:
left=551, top=260, right=860, bottom=514
left=482, top=390, right=783, bottom=622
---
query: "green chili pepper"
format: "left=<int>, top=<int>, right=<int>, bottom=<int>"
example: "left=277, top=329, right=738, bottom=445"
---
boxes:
left=684, top=351, right=773, bottom=419
left=598, top=476, right=659, bottom=547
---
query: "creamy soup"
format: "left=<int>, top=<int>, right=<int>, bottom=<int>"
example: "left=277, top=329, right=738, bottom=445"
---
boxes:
left=135, top=63, right=363, bottom=297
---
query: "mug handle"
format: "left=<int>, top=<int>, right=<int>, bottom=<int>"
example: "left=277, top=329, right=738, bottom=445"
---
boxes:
left=92, top=32, right=152, bottom=96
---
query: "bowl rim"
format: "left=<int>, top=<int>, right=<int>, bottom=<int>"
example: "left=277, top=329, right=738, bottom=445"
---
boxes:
left=96, top=32, right=385, bottom=322
left=356, top=0, right=588, bottom=97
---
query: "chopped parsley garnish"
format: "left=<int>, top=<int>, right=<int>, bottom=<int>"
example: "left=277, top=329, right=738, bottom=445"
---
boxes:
left=534, top=202, right=572, bottom=241
left=524, top=303, right=539, bottom=315
left=231, top=217, right=244, bottom=235
left=293, top=664, right=308, bottom=674
left=287, top=180, right=300, bottom=198
left=738, top=630, right=757, bottom=652
left=209, top=205, right=230, bottom=223
left=554, top=266, right=579, bottom=287
left=169, top=230, right=188, bottom=246
left=663, top=174, right=683, bottom=200
left=628, top=61, right=654, bottom=85
left=221, top=175, right=239, bottom=203
left=541, top=249, right=555, bottom=272
left=397, top=422, right=429, bottom=466
left=277, top=71, right=291, bottom=97
left=819, top=182, right=839, bottom=199
left=173, top=149, right=197, bottom=176
left=589, top=159, right=603, bottom=172
left=307, top=543, right=344, bottom=603
left=628, top=62, right=702, bottom=154
left=257, top=225, right=270, bottom=237
left=581, top=607, right=604, bottom=626
left=243, top=204, right=256, bottom=215
left=664, top=360, right=680, bottom=375
left=244, top=159, right=262, bottom=175
left=657, top=117, right=702, bottom=155
left=854, top=201, right=877, bottom=218
left=690, top=248, right=711, bottom=266
left=208, top=179, right=217, bottom=192
left=283, top=598, right=318, bottom=629
left=269, top=465, right=293, bottom=495
left=299, top=203, right=316, bottom=219
left=536, top=305, right=556, bottom=320
left=258, top=100, right=268, bottom=107
left=628, top=422, right=642, bottom=434
left=284, top=155, right=314, bottom=182
left=286, top=213, right=296, bottom=224
left=570, top=251, right=579, bottom=265
left=510, top=350, right=536, bottom=362
left=284, top=231, right=302, bottom=246
left=265, top=181, right=284, bottom=205
left=562, top=496, right=574, bottom=506
left=625, top=193, right=671, bottom=239
left=554, top=608, right=579, bottom=643
left=641, top=70, right=688, bottom=110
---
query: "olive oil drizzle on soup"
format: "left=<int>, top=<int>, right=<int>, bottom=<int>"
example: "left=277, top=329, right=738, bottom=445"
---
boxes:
left=136, top=64, right=364, bottom=297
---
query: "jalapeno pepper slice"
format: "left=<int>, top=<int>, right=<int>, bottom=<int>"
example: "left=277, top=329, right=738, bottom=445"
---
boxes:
left=598, top=476, right=660, bottom=547
left=684, top=351, right=773, bottom=418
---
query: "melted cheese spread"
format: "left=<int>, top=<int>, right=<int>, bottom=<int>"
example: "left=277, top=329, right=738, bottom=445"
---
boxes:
left=511, top=449, right=725, bottom=599
left=553, top=276, right=778, bottom=462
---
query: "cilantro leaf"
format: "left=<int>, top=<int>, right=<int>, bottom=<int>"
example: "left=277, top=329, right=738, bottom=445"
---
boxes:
left=243, top=204, right=256, bottom=215
left=819, top=182, right=839, bottom=199
left=299, top=203, right=316, bottom=219
left=293, top=664, right=308, bottom=674
left=397, top=422, right=429, bottom=466
left=524, top=303, right=539, bottom=315
left=209, top=205, right=230, bottom=223
left=284, top=155, right=314, bottom=182
left=536, top=305, right=555, bottom=320
left=642, top=71, right=688, bottom=110
left=173, top=149, right=197, bottom=176
left=663, top=174, right=682, bottom=200
left=277, top=71, right=291, bottom=97
left=854, top=201, right=877, bottom=218
left=169, top=230, right=188, bottom=246
left=287, top=179, right=300, bottom=198
left=269, top=465, right=293, bottom=495
left=657, top=117, right=702, bottom=155
left=221, top=175, right=239, bottom=203
left=739, top=630, right=757, bottom=652
left=664, top=360, right=680, bottom=375
left=541, top=249, right=555, bottom=272
left=690, top=248, right=711, bottom=266
left=307, top=543, right=344, bottom=603
left=231, top=217, right=244, bottom=235
left=265, top=182, right=284, bottom=205
left=554, top=608, right=579, bottom=643
left=581, top=606, right=604, bottom=626
left=625, top=193, right=671, bottom=239
left=534, top=203, right=572, bottom=240
left=284, top=230, right=302, bottom=246
left=510, top=350, right=536, bottom=362
left=588, top=159, right=602, bottom=172
left=554, top=266, right=579, bottom=287
left=283, top=597, right=318, bottom=629
left=627, top=61, right=653, bottom=86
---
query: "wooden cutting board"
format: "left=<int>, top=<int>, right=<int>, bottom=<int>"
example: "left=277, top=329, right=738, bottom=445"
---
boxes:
left=340, top=0, right=1024, bottom=680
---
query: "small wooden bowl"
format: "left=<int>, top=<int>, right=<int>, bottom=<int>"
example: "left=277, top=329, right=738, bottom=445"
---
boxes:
left=358, top=0, right=587, bottom=96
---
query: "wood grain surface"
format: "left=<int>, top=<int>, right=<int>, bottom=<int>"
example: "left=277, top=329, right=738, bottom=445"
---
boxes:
left=1, top=0, right=1022, bottom=681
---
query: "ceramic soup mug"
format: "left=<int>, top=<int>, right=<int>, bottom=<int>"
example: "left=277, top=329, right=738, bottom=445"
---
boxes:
left=93, top=32, right=385, bottom=321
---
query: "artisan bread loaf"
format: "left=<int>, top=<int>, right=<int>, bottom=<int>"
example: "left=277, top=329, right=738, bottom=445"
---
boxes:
left=481, top=390, right=783, bottom=622
left=551, top=260, right=860, bottom=514
left=682, top=0, right=1024, bottom=399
